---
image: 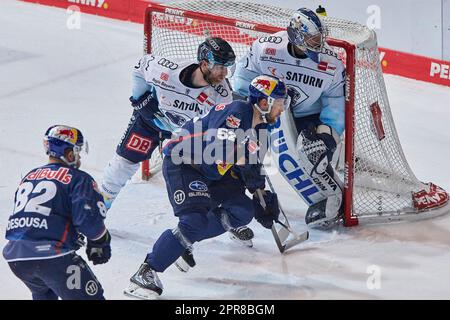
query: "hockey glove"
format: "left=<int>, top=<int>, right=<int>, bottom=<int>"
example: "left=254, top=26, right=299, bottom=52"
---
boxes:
left=86, top=230, right=111, bottom=265
left=252, top=191, right=280, bottom=229
left=300, top=124, right=338, bottom=175
left=233, top=164, right=265, bottom=194
left=130, top=90, right=161, bottom=121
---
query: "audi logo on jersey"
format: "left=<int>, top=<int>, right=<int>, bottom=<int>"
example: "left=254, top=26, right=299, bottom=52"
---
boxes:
left=211, top=84, right=229, bottom=97
left=258, top=36, right=283, bottom=44
left=158, top=58, right=178, bottom=70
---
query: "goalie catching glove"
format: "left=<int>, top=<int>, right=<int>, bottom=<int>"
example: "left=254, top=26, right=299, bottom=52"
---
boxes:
left=299, top=124, right=340, bottom=175
left=252, top=191, right=280, bottom=229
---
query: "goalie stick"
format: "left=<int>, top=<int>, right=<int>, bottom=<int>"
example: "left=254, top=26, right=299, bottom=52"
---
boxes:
left=256, top=168, right=309, bottom=253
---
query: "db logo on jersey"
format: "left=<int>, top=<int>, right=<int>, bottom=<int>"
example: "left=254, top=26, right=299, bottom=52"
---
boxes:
left=126, top=134, right=152, bottom=154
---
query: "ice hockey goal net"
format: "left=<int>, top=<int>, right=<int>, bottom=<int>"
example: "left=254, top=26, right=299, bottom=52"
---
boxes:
left=142, top=0, right=449, bottom=226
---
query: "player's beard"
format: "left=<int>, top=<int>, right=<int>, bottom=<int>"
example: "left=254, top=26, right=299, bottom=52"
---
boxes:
left=201, top=67, right=223, bottom=86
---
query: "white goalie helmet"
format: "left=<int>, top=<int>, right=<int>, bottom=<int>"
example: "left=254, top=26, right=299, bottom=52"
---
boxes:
left=287, top=8, right=329, bottom=53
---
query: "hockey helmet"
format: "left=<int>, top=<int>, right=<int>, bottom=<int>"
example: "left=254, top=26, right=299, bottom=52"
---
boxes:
left=287, top=8, right=328, bottom=53
left=44, top=125, right=87, bottom=168
left=197, top=37, right=236, bottom=68
left=249, top=75, right=288, bottom=119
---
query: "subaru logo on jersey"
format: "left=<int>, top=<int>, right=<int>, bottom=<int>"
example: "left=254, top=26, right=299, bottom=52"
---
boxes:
left=189, top=181, right=208, bottom=192
left=226, top=115, right=241, bottom=128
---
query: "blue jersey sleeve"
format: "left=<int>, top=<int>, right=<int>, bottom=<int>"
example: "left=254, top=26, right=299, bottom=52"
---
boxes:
left=71, top=173, right=107, bottom=241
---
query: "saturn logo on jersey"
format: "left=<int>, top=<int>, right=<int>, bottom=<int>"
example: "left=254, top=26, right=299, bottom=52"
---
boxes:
left=173, top=100, right=203, bottom=114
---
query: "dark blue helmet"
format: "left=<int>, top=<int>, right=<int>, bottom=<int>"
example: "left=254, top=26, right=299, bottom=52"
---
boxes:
left=44, top=125, right=87, bottom=168
left=248, top=74, right=287, bottom=105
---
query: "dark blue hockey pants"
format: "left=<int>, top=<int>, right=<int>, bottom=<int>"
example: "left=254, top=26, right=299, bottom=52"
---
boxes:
left=146, top=157, right=254, bottom=272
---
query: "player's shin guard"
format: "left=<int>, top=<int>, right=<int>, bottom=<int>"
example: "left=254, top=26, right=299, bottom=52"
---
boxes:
left=100, top=154, right=140, bottom=209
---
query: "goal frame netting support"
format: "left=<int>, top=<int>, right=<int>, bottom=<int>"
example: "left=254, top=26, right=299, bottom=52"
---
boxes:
left=141, top=1, right=449, bottom=227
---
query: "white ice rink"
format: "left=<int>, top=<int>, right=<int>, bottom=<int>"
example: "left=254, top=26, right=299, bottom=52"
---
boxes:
left=1, top=0, right=450, bottom=299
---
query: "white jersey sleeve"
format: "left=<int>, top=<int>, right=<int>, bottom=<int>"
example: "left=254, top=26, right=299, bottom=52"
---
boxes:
left=131, top=54, right=156, bottom=99
left=317, top=48, right=346, bottom=135
left=232, top=40, right=264, bottom=97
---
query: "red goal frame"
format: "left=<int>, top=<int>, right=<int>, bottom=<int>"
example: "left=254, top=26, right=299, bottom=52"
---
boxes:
left=142, top=2, right=359, bottom=226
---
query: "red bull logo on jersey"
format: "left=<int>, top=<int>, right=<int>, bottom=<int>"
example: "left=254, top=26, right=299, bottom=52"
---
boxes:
left=24, top=167, right=73, bottom=184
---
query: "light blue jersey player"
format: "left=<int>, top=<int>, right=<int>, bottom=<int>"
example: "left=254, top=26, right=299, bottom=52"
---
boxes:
left=233, top=8, right=346, bottom=229
left=3, top=125, right=111, bottom=300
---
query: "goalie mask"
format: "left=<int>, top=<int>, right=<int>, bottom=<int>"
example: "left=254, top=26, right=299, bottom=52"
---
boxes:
left=44, top=125, right=88, bottom=168
left=287, top=8, right=328, bottom=58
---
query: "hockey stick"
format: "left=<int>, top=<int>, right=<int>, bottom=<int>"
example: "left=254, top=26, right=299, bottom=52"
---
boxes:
left=255, top=185, right=309, bottom=253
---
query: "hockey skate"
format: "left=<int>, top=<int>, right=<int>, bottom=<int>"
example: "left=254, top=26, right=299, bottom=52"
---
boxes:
left=228, top=226, right=254, bottom=247
left=305, top=199, right=343, bottom=230
left=174, top=248, right=196, bottom=273
left=123, top=263, right=163, bottom=300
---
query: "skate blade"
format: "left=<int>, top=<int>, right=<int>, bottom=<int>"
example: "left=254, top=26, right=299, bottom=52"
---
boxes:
left=174, top=259, right=189, bottom=273
left=123, top=283, right=160, bottom=300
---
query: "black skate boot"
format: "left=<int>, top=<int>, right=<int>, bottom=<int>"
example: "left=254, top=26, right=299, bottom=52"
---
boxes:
left=228, top=226, right=254, bottom=247
left=123, top=263, right=163, bottom=300
left=174, top=248, right=196, bottom=273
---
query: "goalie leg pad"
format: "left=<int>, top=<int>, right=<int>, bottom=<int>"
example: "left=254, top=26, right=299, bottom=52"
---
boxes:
left=305, top=194, right=343, bottom=229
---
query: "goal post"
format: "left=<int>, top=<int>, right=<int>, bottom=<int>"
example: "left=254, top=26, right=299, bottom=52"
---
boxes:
left=141, top=0, right=449, bottom=226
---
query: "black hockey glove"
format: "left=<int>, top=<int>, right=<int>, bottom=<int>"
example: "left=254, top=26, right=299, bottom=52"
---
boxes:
left=300, top=124, right=337, bottom=175
left=252, top=191, right=280, bottom=229
left=86, top=230, right=111, bottom=265
left=233, top=164, right=265, bottom=194
left=130, top=90, right=161, bottom=121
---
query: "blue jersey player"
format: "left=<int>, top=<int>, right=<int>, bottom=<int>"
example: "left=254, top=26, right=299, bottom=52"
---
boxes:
left=3, top=125, right=112, bottom=300
left=123, top=75, right=289, bottom=299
